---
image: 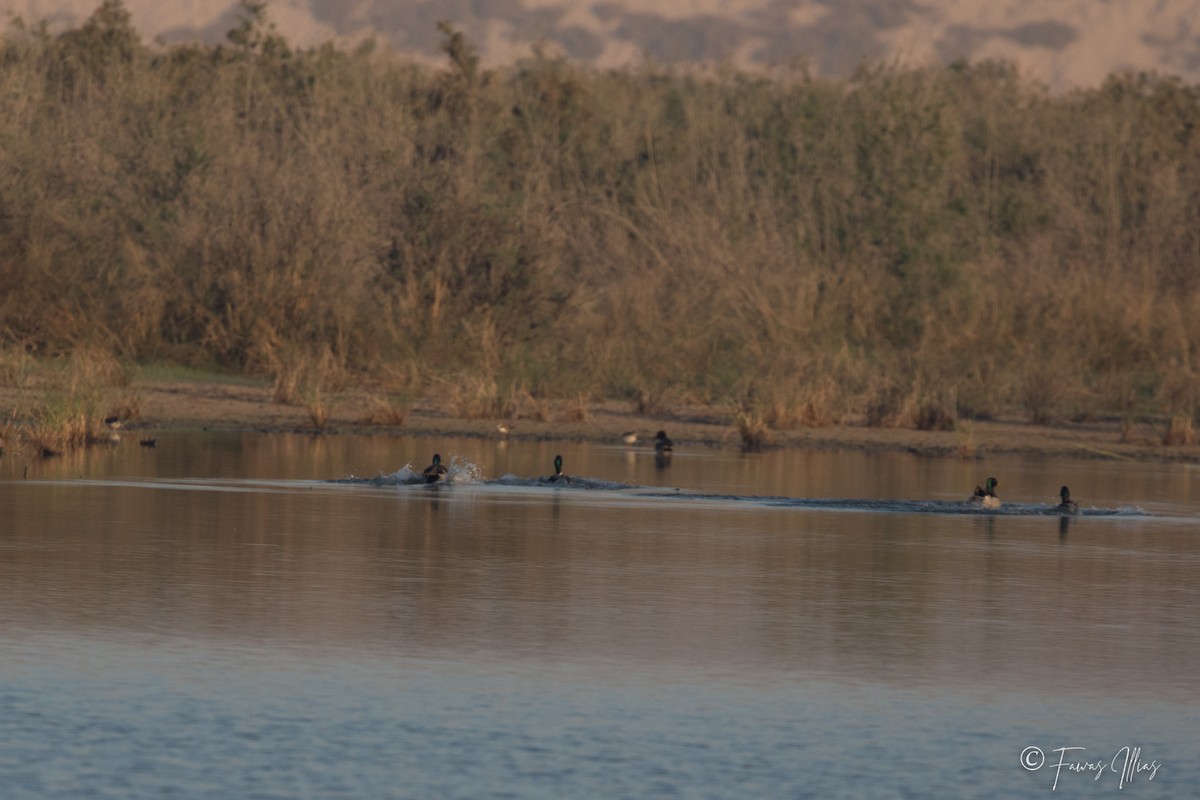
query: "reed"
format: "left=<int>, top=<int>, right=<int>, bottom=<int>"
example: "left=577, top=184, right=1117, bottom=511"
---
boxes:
left=305, top=395, right=331, bottom=430
left=0, top=5, right=1199, bottom=429
left=0, top=344, right=141, bottom=455
left=1119, top=416, right=1136, bottom=443
left=912, top=396, right=957, bottom=432
left=562, top=394, right=590, bottom=423
left=955, top=421, right=977, bottom=459
left=634, top=387, right=672, bottom=417
left=1, top=408, right=19, bottom=453
left=733, top=407, right=774, bottom=451
left=1020, top=366, right=1059, bottom=426
left=864, top=380, right=907, bottom=428
left=439, top=374, right=506, bottom=420
left=17, top=388, right=111, bottom=456
left=1162, top=415, right=1195, bottom=446
left=361, top=392, right=411, bottom=427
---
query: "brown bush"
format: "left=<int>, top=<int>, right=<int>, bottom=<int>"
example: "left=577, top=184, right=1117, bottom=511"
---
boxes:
left=0, top=9, right=1198, bottom=425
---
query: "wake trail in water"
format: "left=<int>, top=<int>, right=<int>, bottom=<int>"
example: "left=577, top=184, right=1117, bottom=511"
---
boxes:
left=12, top=461, right=1156, bottom=518
left=329, top=459, right=1155, bottom=518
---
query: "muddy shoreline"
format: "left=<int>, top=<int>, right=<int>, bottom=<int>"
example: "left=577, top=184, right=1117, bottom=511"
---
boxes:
left=107, top=380, right=1200, bottom=464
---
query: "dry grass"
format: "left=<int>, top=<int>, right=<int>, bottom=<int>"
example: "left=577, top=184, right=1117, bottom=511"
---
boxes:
left=1, top=12, right=1199, bottom=426
left=1, top=347, right=140, bottom=456
left=794, top=378, right=845, bottom=428
left=746, top=378, right=843, bottom=430
left=17, top=389, right=112, bottom=456
left=304, top=394, right=332, bottom=430
left=361, top=393, right=411, bottom=426
left=1162, top=415, right=1195, bottom=446
left=864, top=380, right=907, bottom=429
left=1020, top=367, right=1059, bottom=426
left=562, top=394, right=590, bottom=423
left=271, top=367, right=304, bottom=407
left=526, top=398, right=552, bottom=423
left=763, top=399, right=801, bottom=431
left=267, top=347, right=346, bottom=431
left=439, top=375, right=504, bottom=419
left=0, top=347, right=36, bottom=389
left=911, top=389, right=957, bottom=432
left=635, top=386, right=671, bottom=417
left=955, top=421, right=977, bottom=458
left=733, top=407, right=774, bottom=451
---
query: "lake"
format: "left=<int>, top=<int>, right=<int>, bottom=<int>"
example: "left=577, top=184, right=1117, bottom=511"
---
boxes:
left=2, top=431, right=1197, bottom=798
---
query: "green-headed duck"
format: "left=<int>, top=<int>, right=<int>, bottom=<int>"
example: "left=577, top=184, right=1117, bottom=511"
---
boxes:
left=545, top=454, right=571, bottom=484
left=423, top=453, right=448, bottom=483
left=971, top=476, right=1001, bottom=509
left=1056, top=485, right=1079, bottom=514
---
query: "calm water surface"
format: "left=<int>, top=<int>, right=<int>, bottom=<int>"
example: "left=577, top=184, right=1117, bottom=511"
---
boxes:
left=1, top=432, right=1198, bottom=798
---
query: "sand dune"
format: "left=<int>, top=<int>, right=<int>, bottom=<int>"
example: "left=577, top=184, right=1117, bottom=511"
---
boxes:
left=5, top=0, right=1199, bottom=88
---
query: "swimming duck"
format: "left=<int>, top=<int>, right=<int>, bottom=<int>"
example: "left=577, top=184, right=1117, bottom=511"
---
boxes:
left=654, top=430, right=674, bottom=454
left=497, top=422, right=513, bottom=437
left=544, top=454, right=571, bottom=484
left=422, top=453, right=448, bottom=483
left=1056, top=485, right=1079, bottom=514
left=971, top=476, right=1001, bottom=509
left=621, top=431, right=638, bottom=445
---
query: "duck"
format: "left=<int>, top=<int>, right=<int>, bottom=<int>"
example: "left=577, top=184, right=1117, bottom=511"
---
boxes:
left=422, top=453, right=448, bottom=483
left=544, top=454, right=571, bottom=484
left=971, top=476, right=1001, bottom=509
left=654, top=430, right=674, bottom=454
left=497, top=422, right=513, bottom=437
left=621, top=431, right=638, bottom=445
left=102, top=413, right=123, bottom=443
left=1056, top=485, right=1079, bottom=515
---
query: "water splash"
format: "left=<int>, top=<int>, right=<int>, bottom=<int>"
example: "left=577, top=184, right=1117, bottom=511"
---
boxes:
left=333, top=455, right=484, bottom=487
left=328, top=465, right=1159, bottom=517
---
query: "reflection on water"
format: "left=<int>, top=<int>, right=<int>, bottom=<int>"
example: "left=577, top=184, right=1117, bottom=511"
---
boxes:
left=1, top=432, right=1198, bottom=798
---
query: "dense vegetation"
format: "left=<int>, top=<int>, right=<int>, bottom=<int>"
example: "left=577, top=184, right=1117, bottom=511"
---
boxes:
left=3, top=1, right=1200, bottom=431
